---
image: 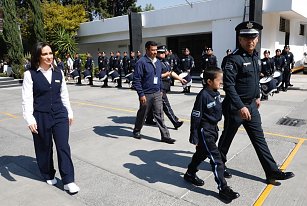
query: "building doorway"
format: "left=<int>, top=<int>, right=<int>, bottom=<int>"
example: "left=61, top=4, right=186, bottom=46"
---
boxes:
left=167, top=33, right=212, bottom=75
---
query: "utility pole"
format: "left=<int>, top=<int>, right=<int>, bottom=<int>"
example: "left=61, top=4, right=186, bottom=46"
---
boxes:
left=249, top=0, right=263, bottom=51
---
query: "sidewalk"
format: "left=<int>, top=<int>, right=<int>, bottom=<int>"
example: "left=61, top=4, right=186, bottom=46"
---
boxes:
left=0, top=74, right=306, bottom=205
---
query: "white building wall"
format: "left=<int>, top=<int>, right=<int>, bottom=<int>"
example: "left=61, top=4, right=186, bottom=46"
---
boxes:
left=77, top=0, right=307, bottom=65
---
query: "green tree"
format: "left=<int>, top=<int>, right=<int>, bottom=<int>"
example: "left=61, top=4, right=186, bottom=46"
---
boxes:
left=28, top=0, right=46, bottom=42
left=144, top=3, right=154, bottom=11
left=42, top=1, right=87, bottom=57
left=2, top=0, right=23, bottom=65
left=107, top=0, right=141, bottom=17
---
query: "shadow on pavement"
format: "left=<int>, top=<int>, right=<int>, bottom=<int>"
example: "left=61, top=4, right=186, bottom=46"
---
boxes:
left=0, top=155, right=42, bottom=182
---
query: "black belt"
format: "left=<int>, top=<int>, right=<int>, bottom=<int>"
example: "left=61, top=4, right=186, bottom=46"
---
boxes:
left=241, top=98, right=256, bottom=105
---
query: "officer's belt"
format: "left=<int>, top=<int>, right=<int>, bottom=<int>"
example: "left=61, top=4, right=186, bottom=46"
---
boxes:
left=241, top=98, right=256, bottom=105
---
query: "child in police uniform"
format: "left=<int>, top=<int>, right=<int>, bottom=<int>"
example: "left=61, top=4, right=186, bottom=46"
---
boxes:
left=184, top=67, right=239, bottom=201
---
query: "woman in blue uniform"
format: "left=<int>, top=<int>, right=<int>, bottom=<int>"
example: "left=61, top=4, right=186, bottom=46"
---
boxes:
left=184, top=67, right=239, bottom=201
left=22, top=42, right=80, bottom=194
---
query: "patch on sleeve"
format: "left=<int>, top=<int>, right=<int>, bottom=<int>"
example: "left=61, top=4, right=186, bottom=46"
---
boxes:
left=225, top=62, right=233, bottom=71
left=207, top=101, right=216, bottom=109
left=192, top=110, right=200, bottom=117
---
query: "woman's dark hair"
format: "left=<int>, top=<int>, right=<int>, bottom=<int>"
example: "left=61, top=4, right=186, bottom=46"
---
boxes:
left=202, top=66, right=223, bottom=85
left=30, top=42, right=52, bottom=70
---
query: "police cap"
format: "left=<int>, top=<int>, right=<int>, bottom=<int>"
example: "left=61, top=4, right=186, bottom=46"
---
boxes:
left=284, top=45, right=290, bottom=49
left=157, top=45, right=167, bottom=53
left=235, top=21, right=263, bottom=38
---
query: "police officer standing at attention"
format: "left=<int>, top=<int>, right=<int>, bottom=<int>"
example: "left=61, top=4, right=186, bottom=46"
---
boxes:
left=282, top=45, right=295, bottom=91
left=260, top=50, right=275, bottom=101
left=85, top=52, right=94, bottom=86
left=272, top=49, right=287, bottom=93
left=218, top=21, right=294, bottom=184
left=133, top=41, right=175, bottom=144
left=201, top=47, right=218, bottom=72
left=113, top=51, right=123, bottom=88
left=180, top=48, right=195, bottom=93
left=122, top=51, right=129, bottom=76
left=98, top=51, right=109, bottom=87
left=73, top=53, right=82, bottom=85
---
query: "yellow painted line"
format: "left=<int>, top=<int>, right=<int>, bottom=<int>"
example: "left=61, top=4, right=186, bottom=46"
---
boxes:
left=71, top=101, right=307, bottom=140
left=71, top=101, right=137, bottom=113
left=0, top=112, right=18, bottom=119
left=253, top=138, right=305, bottom=206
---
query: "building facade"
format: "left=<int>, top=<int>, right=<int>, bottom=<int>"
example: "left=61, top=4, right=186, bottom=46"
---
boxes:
left=77, top=0, right=307, bottom=72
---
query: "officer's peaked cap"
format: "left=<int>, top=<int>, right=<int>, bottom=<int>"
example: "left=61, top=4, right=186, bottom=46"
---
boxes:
left=235, top=21, right=263, bottom=38
left=157, top=45, right=167, bottom=53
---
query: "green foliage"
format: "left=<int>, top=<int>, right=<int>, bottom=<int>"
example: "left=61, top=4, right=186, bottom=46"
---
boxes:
left=2, top=0, right=24, bottom=65
left=144, top=3, right=155, bottom=11
left=42, top=1, right=87, bottom=34
left=51, top=27, right=76, bottom=58
left=42, top=1, right=87, bottom=58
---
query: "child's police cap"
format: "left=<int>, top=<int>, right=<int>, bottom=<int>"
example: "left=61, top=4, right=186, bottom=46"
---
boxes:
left=157, top=45, right=167, bottom=53
left=235, top=21, right=263, bottom=38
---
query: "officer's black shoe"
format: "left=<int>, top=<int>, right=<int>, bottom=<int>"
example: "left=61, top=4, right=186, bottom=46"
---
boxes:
left=288, top=84, right=293, bottom=87
left=184, top=172, right=204, bottom=186
left=219, top=186, right=240, bottom=201
left=174, top=121, right=183, bottom=130
left=224, top=167, right=232, bottom=178
left=266, top=171, right=295, bottom=184
left=161, top=138, right=176, bottom=144
left=133, top=131, right=141, bottom=139
left=145, top=120, right=157, bottom=126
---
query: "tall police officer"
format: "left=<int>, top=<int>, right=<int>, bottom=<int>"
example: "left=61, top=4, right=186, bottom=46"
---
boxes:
left=201, top=47, right=218, bottom=72
left=73, top=53, right=82, bottom=85
left=98, top=51, right=109, bottom=87
left=218, top=21, right=294, bottom=184
left=260, top=50, right=274, bottom=100
left=85, top=52, right=93, bottom=86
left=282, top=45, right=295, bottom=91
left=113, top=51, right=123, bottom=88
left=272, top=49, right=287, bottom=93
left=180, top=48, right=195, bottom=93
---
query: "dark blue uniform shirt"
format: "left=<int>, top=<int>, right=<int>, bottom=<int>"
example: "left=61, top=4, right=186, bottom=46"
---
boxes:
left=223, top=48, right=261, bottom=110
left=189, top=87, right=222, bottom=145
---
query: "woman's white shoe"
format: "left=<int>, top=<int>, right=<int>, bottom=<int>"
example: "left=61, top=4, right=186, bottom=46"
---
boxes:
left=46, top=178, right=57, bottom=185
left=64, top=182, right=80, bottom=194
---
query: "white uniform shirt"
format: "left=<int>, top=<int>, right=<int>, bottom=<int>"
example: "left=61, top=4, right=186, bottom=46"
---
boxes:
left=22, top=67, right=73, bottom=126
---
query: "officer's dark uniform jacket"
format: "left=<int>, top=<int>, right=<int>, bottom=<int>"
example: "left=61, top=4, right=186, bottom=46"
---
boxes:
left=113, top=56, right=123, bottom=69
left=85, top=57, right=93, bottom=70
left=282, top=51, right=294, bottom=70
left=29, top=68, right=66, bottom=114
left=98, top=56, right=108, bottom=70
left=272, top=55, right=286, bottom=72
left=73, top=58, right=81, bottom=70
left=201, top=54, right=217, bottom=70
left=189, top=87, right=222, bottom=145
left=180, top=55, right=195, bottom=72
left=160, top=58, right=172, bottom=92
left=260, top=57, right=274, bottom=76
left=223, top=48, right=260, bottom=111
left=128, top=57, right=137, bottom=73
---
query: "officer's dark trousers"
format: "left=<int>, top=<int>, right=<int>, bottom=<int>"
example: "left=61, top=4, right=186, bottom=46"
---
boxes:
left=218, top=99, right=279, bottom=177
left=134, top=91, right=170, bottom=139
left=146, top=91, right=179, bottom=126
left=282, top=69, right=290, bottom=89
left=188, top=126, right=227, bottom=190
left=32, top=109, right=75, bottom=184
left=77, top=69, right=82, bottom=84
